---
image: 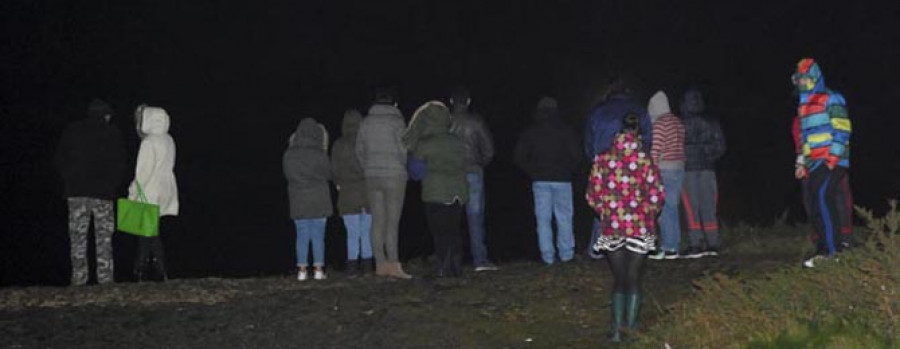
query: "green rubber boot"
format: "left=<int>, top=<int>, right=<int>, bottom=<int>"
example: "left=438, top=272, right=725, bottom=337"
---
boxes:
left=625, top=293, right=642, bottom=330
left=610, top=293, right=626, bottom=343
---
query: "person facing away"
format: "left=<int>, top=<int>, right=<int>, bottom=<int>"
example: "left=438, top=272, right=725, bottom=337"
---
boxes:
left=54, top=98, right=126, bottom=286
left=513, top=96, right=581, bottom=265
left=331, top=109, right=373, bottom=277
left=584, top=79, right=653, bottom=259
left=448, top=87, right=498, bottom=272
left=406, top=101, right=469, bottom=277
left=646, top=91, right=686, bottom=260
left=129, top=106, right=178, bottom=281
left=585, top=113, right=664, bottom=343
left=284, top=117, right=333, bottom=281
left=679, top=87, right=726, bottom=258
left=790, top=58, right=852, bottom=268
left=355, top=93, right=413, bottom=279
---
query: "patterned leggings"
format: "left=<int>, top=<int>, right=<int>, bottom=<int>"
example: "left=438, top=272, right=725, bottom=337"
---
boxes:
left=67, top=197, right=115, bottom=285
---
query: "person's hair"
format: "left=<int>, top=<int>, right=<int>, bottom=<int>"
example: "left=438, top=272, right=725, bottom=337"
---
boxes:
left=450, top=86, right=470, bottom=105
left=374, top=88, right=395, bottom=104
left=622, top=113, right=640, bottom=133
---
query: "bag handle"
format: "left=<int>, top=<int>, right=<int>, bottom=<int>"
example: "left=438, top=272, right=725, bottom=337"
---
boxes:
left=134, top=181, right=149, bottom=203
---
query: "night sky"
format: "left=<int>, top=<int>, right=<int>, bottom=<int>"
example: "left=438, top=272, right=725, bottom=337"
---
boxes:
left=2, top=1, right=899, bottom=285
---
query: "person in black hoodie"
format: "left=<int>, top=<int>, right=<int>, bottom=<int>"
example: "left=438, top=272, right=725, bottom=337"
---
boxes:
left=514, top=97, right=582, bottom=265
left=54, top=98, right=126, bottom=285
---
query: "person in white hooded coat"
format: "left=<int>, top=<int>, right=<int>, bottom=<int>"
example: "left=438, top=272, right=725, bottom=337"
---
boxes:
left=129, top=106, right=178, bottom=281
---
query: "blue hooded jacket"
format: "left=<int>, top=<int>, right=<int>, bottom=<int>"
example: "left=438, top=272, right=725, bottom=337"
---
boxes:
left=584, top=93, right=653, bottom=160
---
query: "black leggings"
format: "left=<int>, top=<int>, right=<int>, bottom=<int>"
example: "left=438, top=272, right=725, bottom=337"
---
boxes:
left=606, top=249, right=646, bottom=294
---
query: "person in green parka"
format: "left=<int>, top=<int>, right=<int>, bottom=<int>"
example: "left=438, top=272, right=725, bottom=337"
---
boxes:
left=403, top=101, right=469, bottom=277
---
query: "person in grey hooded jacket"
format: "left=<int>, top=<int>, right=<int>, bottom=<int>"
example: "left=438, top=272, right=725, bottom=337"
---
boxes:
left=284, top=117, right=333, bottom=281
left=331, top=109, right=373, bottom=276
left=355, top=99, right=412, bottom=279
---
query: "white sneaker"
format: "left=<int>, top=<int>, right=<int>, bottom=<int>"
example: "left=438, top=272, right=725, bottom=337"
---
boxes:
left=474, top=264, right=499, bottom=272
left=314, top=270, right=327, bottom=280
left=297, top=270, right=308, bottom=281
left=803, top=255, right=826, bottom=268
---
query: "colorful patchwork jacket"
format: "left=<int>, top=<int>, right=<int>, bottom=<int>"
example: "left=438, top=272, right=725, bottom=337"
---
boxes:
left=586, top=132, right=665, bottom=239
left=793, top=58, right=851, bottom=170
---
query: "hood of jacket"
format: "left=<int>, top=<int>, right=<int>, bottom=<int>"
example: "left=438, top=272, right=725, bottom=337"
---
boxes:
left=140, top=107, right=170, bottom=135
left=367, top=104, right=403, bottom=119
left=647, top=91, right=671, bottom=122
left=793, top=58, right=826, bottom=93
left=534, top=96, right=559, bottom=121
left=290, top=117, right=328, bottom=151
left=611, top=131, right=642, bottom=157
left=342, top=109, right=363, bottom=137
left=680, top=88, right=706, bottom=117
left=404, top=101, right=450, bottom=150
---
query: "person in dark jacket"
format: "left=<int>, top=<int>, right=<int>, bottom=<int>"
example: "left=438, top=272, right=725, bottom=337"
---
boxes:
left=407, top=101, right=469, bottom=277
left=679, top=88, right=726, bottom=258
left=356, top=96, right=412, bottom=279
left=448, top=87, right=498, bottom=271
left=583, top=80, right=653, bottom=259
left=54, top=98, right=126, bottom=285
left=284, top=118, right=333, bottom=281
left=514, top=97, right=581, bottom=265
left=332, top=109, right=373, bottom=276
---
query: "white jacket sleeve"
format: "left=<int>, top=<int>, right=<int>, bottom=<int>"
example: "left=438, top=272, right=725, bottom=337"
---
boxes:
left=129, top=140, right=157, bottom=200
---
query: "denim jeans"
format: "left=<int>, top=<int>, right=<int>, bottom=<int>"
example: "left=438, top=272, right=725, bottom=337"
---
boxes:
left=343, top=213, right=373, bottom=260
left=295, top=218, right=326, bottom=267
left=466, top=172, right=491, bottom=266
left=659, top=169, right=685, bottom=252
left=532, top=181, right=575, bottom=264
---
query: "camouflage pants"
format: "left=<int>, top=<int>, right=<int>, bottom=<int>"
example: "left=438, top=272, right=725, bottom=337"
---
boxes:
left=67, top=197, right=115, bottom=285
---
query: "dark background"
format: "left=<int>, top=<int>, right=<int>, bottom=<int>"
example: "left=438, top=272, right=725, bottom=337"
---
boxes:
left=2, top=0, right=899, bottom=286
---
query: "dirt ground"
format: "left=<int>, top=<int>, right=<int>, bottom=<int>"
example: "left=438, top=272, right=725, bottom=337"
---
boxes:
left=0, top=232, right=804, bottom=349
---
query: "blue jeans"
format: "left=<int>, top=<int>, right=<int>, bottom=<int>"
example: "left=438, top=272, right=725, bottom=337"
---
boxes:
left=294, top=218, right=326, bottom=267
left=532, top=181, right=575, bottom=265
left=659, top=169, right=685, bottom=252
left=466, top=172, right=491, bottom=266
left=343, top=213, right=373, bottom=260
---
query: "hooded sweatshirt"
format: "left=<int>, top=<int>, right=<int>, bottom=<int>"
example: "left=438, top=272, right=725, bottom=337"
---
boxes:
left=284, top=118, right=333, bottom=219
left=54, top=99, right=127, bottom=199
left=792, top=58, right=851, bottom=170
left=356, top=104, right=407, bottom=179
left=586, top=131, right=665, bottom=238
left=128, top=107, right=179, bottom=216
left=648, top=91, right=685, bottom=170
left=514, top=97, right=581, bottom=181
left=680, top=89, right=726, bottom=171
left=331, top=110, right=367, bottom=215
left=410, top=101, right=468, bottom=204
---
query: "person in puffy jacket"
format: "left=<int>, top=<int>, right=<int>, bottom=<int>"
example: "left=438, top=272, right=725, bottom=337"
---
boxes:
left=514, top=97, right=581, bottom=265
left=679, top=88, right=726, bottom=258
left=128, top=106, right=178, bottom=281
left=790, top=58, right=853, bottom=268
left=585, top=113, right=664, bottom=343
left=332, top=109, right=373, bottom=276
left=54, top=98, right=126, bottom=285
left=406, top=101, right=469, bottom=277
left=356, top=96, right=412, bottom=279
left=284, top=117, right=332, bottom=281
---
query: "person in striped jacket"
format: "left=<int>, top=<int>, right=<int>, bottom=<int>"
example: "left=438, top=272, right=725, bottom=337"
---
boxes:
left=791, top=58, right=853, bottom=268
left=646, top=91, right=686, bottom=260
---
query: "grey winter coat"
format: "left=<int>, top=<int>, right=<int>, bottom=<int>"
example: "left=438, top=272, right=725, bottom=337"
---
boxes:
left=331, top=110, right=368, bottom=215
left=450, top=111, right=494, bottom=173
left=284, top=118, right=333, bottom=219
left=356, top=104, right=408, bottom=179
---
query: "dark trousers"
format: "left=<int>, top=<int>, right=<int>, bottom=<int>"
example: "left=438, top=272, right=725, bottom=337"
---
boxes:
left=802, top=169, right=853, bottom=250
left=606, top=249, right=646, bottom=294
left=425, top=202, right=464, bottom=276
left=806, top=166, right=849, bottom=255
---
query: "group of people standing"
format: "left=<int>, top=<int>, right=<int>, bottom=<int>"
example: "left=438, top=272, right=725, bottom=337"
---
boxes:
left=284, top=88, right=498, bottom=281
left=55, top=100, right=178, bottom=285
left=52, top=57, right=852, bottom=344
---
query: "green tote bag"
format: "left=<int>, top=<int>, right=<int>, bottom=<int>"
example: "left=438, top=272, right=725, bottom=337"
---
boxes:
left=116, top=181, right=160, bottom=237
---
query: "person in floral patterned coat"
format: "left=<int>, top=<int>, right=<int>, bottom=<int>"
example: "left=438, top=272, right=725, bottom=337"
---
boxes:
left=585, top=113, right=665, bottom=343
